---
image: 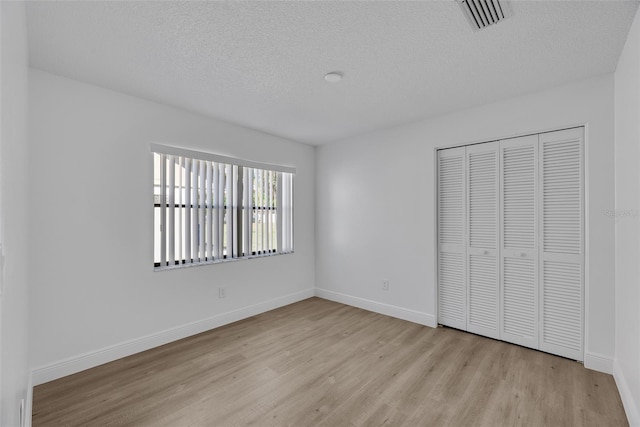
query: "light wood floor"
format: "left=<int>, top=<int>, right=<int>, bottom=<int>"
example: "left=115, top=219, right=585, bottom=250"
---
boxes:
left=33, top=297, right=628, bottom=426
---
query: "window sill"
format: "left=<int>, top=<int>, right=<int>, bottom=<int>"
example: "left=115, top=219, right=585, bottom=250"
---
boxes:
left=153, top=250, right=295, bottom=272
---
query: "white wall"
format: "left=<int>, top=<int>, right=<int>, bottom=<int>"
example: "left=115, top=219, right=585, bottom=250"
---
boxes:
left=28, top=70, right=315, bottom=381
left=22, top=15, right=638, bottom=424
left=0, top=1, right=31, bottom=425
left=614, top=6, right=640, bottom=426
left=316, top=74, right=616, bottom=371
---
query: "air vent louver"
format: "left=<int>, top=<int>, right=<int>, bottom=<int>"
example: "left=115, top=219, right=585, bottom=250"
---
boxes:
left=457, top=0, right=511, bottom=31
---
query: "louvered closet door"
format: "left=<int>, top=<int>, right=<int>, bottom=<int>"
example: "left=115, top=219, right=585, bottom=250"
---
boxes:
left=539, top=128, right=584, bottom=360
left=500, top=135, right=539, bottom=349
left=437, top=147, right=466, bottom=330
left=466, top=142, right=500, bottom=339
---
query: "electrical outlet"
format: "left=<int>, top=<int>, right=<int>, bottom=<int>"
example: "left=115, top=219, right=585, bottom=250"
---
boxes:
left=382, top=280, right=390, bottom=291
left=218, top=287, right=226, bottom=298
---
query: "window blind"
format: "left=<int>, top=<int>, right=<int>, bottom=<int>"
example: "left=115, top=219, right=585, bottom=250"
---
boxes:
left=152, top=144, right=294, bottom=269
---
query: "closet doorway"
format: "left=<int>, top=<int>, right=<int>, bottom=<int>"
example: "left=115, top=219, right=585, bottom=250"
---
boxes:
left=436, top=127, right=584, bottom=361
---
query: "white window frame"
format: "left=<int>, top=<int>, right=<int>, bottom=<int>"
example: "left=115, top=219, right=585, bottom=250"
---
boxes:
left=152, top=143, right=294, bottom=270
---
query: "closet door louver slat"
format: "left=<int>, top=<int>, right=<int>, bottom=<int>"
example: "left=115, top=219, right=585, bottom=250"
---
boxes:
left=437, top=147, right=467, bottom=330
left=466, top=142, right=499, bottom=339
left=539, top=128, right=584, bottom=360
left=500, top=135, right=538, bottom=349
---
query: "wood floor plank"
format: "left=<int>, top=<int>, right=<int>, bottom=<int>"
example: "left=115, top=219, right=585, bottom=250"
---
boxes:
left=32, top=298, right=628, bottom=427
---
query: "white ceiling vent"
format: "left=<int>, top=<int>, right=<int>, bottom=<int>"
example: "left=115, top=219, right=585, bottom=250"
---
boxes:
left=457, top=0, right=511, bottom=31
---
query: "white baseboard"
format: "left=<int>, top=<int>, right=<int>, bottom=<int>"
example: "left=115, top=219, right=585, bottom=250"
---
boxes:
left=32, top=288, right=315, bottom=386
left=614, top=359, right=640, bottom=427
left=584, top=351, right=614, bottom=374
left=314, top=288, right=436, bottom=328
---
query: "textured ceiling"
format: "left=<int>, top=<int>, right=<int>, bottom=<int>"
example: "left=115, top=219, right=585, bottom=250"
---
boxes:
left=26, top=1, right=639, bottom=145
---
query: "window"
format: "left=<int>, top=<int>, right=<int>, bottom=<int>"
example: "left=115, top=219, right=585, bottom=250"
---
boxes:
left=152, top=144, right=294, bottom=270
